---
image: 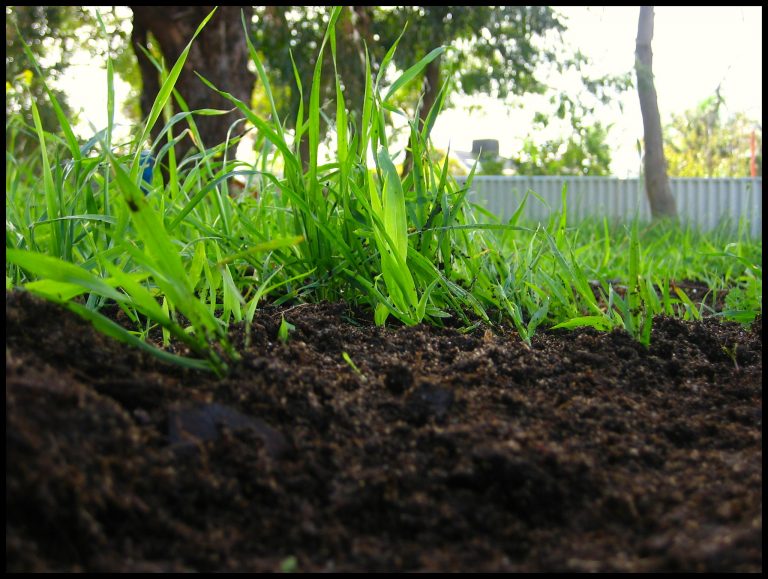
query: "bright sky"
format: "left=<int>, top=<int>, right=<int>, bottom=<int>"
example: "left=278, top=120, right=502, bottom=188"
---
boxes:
left=61, top=6, right=762, bottom=177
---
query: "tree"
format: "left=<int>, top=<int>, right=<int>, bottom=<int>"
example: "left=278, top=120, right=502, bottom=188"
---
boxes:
left=251, top=7, right=373, bottom=169
left=7, top=7, right=79, bottom=131
left=508, top=75, right=631, bottom=177
left=129, top=6, right=254, bottom=161
left=475, top=59, right=630, bottom=177
left=511, top=122, right=613, bottom=176
left=664, top=92, right=762, bottom=177
left=635, top=6, right=677, bottom=218
left=7, top=6, right=144, bottom=155
left=251, top=7, right=568, bottom=173
left=376, top=7, right=566, bottom=176
left=7, top=7, right=111, bottom=152
left=8, top=6, right=630, bottom=182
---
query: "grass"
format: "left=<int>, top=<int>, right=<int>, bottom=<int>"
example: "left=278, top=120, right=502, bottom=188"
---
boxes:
left=6, top=6, right=762, bottom=372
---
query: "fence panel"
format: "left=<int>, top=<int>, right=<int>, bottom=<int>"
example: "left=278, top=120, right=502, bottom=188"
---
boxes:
left=457, top=176, right=762, bottom=237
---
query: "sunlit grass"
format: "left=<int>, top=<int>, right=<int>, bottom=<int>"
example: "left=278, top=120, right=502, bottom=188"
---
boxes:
left=6, top=6, right=762, bottom=372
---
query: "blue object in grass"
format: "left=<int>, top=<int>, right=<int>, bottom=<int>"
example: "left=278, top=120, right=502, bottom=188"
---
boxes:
left=139, top=150, right=155, bottom=195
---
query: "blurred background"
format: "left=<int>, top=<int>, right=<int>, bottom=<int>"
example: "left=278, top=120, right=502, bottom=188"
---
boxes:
left=6, top=6, right=762, bottom=178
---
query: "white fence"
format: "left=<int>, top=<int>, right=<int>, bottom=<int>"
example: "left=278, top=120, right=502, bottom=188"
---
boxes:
left=456, top=176, right=762, bottom=238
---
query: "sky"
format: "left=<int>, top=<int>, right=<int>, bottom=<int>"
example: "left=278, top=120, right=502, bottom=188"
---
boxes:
left=60, top=6, right=762, bottom=177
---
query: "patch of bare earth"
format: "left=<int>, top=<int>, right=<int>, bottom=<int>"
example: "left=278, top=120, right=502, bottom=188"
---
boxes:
left=6, top=290, right=762, bottom=572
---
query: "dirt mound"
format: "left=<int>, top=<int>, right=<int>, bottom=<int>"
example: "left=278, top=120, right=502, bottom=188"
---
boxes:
left=6, top=290, right=762, bottom=572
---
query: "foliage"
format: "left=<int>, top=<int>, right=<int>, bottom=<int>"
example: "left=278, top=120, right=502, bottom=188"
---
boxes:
left=477, top=153, right=506, bottom=176
left=7, top=7, right=75, bottom=121
left=664, top=93, right=762, bottom=177
left=8, top=6, right=631, bottom=173
left=511, top=122, right=613, bottom=176
left=250, top=7, right=568, bottom=148
left=373, top=7, right=564, bottom=100
left=508, top=58, right=632, bottom=176
left=251, top=8, right=367, bottom=128
left=6, top=7, right=139, bottom=141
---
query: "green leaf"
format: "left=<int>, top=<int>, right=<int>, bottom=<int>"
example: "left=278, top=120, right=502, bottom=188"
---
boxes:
left=384, top=46, right=446, bottom=103
left=7, top=249, right=125, bottom=303
left=67, top=302, right=215, bottom=372
left=278, top=315, right=295, bottom=343
left=217, top=236, right=305, bottom=266
left=23, top=279, right=90, bottom=302
left=552, top=316, right=614, bottom=331
left=376, top=148, right=408, bottom=261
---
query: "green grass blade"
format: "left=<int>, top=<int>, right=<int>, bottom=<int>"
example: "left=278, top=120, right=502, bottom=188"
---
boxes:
left=134, top=7, right=218, bottom=160
left=29, top=100, right=62, bottom=258
left=15, top=29, right=81, bottom=162
left=552, top=316, right=614, bottom=332
left=377, top=148, right=409, bottom=261
left=241, top=9, right=284, bottom=141
left=8, top=249, right=125, bottom=302
left=384, top=46, right=446, bottom=103
left=66, top=301, right=215, bottom=372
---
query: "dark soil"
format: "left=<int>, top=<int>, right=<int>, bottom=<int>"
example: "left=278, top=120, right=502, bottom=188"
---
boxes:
left=6, top=290, right=762, bottom=572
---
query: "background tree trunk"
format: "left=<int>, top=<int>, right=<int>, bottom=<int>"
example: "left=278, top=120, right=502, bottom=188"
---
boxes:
left=635, top=6, right=677, bottom=219
left=130, top=6, right=254, bottom=162
left=401, top=59, right=441, bottom=177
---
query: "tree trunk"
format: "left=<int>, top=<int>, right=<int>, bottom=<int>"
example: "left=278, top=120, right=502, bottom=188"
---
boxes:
left=294, top=6, right=373, bottom=175
left=130, top=6, right=254, bottom=163
left=635, top=6, right=677, bottom=219
left=401, top=59, right=441, bottom=178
